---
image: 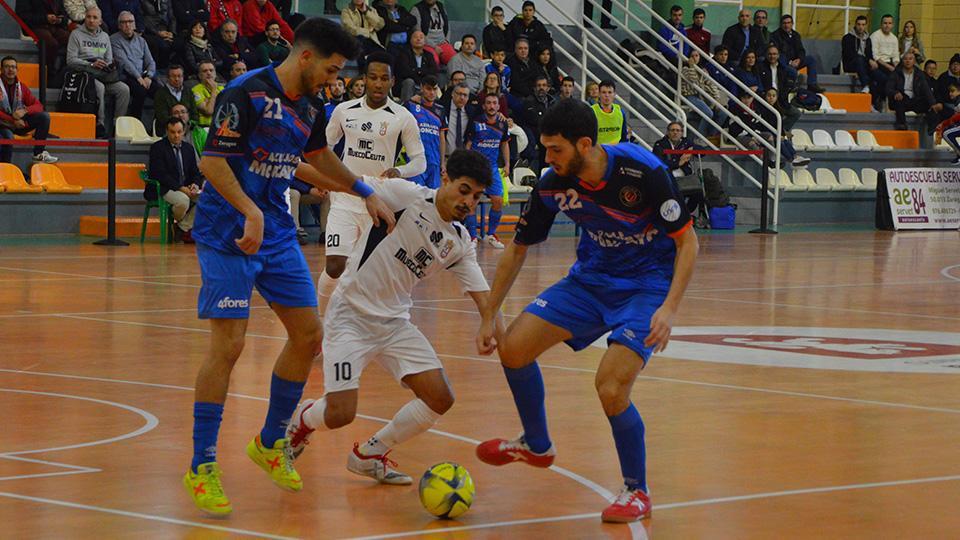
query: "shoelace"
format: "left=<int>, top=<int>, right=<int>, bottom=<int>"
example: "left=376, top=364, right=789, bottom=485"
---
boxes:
left=499, top=436, right=529, bottom=452
left=377, top=449, right=399, bottom=469
left=613, top=487, right=642, bottom=508
left=281, top=443, right=296, bottom=473
left=204, top=468, right=226, bottom=498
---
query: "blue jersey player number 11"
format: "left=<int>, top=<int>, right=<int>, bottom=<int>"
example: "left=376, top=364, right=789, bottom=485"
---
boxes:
left=474, top=99, right=700, bottom=524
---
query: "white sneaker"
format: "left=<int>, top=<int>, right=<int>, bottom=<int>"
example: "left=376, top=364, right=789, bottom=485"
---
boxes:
left=484, top=235, right=505, bottom=249
left=860, top=85, right=871, bottom=94
left=346, top=443, right=412, bottom=485
left=285, top=399, right=316, bottom=460
left=792, top=155, right=811, bottom=167
left=32, top=151, right=58, bottom=163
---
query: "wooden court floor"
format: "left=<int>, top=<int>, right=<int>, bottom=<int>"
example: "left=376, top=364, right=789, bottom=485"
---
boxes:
left=1, top=229, right=959, bottom=539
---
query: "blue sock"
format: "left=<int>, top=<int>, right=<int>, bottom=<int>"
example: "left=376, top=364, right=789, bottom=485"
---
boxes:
left=486, top=209, right=502, bottom=237
left=464, top=213, right=478, bottom=239
left=608, top=403, right=647, bottom=492
left=260, top=373, right=306, bottom=448
left=192, top=402, right=224, bottom=472
left=503, top=363, right=551, bottom=453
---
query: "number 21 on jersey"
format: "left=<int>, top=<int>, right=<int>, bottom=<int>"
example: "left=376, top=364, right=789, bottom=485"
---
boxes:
left=263, top=98, right=283, bottom=120
left=554, top=189, right=582, bottom=211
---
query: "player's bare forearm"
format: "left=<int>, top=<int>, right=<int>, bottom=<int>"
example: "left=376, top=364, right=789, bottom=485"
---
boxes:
left=501, top=142, right=510, bottom=177
left=663, top=225, right=699, bottom=312
left=199, top=156, right=260, bottom=218
left=294, top=162, right=356, bottom=193
left=482, top=241, right=528, bottom=321
left=305, top=147, right=361, bottom=190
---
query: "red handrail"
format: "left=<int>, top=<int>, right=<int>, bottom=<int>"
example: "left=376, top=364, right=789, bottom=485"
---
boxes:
left=0, top=0, right=40, bottom=43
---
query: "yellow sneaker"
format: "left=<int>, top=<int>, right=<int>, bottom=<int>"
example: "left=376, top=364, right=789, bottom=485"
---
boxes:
left=246, top=434, right=302, bottom=492
left=183, top=462, right=232, bottom=516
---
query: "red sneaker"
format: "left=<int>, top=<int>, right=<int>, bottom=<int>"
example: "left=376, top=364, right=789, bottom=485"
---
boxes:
left=475, top=435, right=556, bottom=468
left=601, top=487, right=652, bottom=523
left=285, top=399, right=316, bottom=459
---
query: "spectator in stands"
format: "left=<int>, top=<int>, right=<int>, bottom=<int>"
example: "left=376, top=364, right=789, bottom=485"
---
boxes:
left=448, top=35, right=486, bottom=93
left=771, top=15, right=824, bottom=93
left=937, top=55, right=960, bottom=101
left=485, top=48, right=512, bottom=93
left=841, top=15, right=878, bottom=94
left=269, top=0, right=304, bottom=30
left=192, top=61, right=223, bottom=128
left=184, top=20, right=216, bottom=78
left=583, top=0, right=614, bottom=30
left=374, top=0, right=417, bottom=58
left=898, top=20, right=925, bottom=64
left=16, top=0, right=70, bottom=71
left=67, top=6, right=130, bottom=137
left=591, top=79, right=628, bottom=145
left=687, top=9, right=710, bottom=58
left=242, top=0, right=293, bottom=43
left=934, top=98, right=960, bottom=165
left=153, top=64, right=197, bottom=135
left=652, top=122, right=703, bottom=214
left=708, top=45, right=738, bottom=102
left=722, top=9, right=763, bottom=64
left=734, top=50, right=762, bottom=94
left=65, top=0, right=98, bottom=26
left=438, top=71, right=468, bottom=111
left=212, top=19, right=258, bottom=78
left=887, top=52, right=933, bottom=130
left=174, top=0, right=210, bottom=31
left=584, top=81, right=599, bottom=104
left=924, top=60, right=938, bottom=82
left=209, top=0, right=243, bottom=34
left=478, top=71, right=510, bottom=118
left=326, top=77, right=346, bottom=108
left=0, top=57, right=58, bottom=164
left=681, top=50, right=718, bottom=136
left=147, top=117, right=203, bottom=243
left=444, top=82, right=474, bottom=157
left=559, top=75, right=575, bottom=99
left=412, top=0, right=455, bottom=67
left=111, top=11, right=159, bottom=121
left=228, top=59, right=247, bottom=80
left=760, top=88, right=810, bottom=167
left=929, top=55, right=960, bottom=130
left=483, top=6, right=509, bottom=58
left=658, top=5, right=688, bottom=64
left=140, top=0, right=174, bottom=70
left=342, top=0, right=386, bottom=65
left=507, top=1, right=553, bottom=56
left=396, top=30, right=439, bottom=102
left=100, top=0, right=142, bottom=34
left=533, top=46, right=560, bottom=92
left=727, top=89, right=760, bottom=140
left=347, top=77, right=366, bottom=99
left=759, top=44, right=800, bottom=131
left=870, top=14, right=899, bottom=109
left=256, top=20, right=291, bottom=64
left=507, top=37, right=535, bottom=98
left=752, top=10, right=771, bottom=54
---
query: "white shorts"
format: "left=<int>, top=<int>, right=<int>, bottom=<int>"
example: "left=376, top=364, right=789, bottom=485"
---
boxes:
left=324, top=206, right=372, bottom=258
left=322, top=294, right=442, bottom=393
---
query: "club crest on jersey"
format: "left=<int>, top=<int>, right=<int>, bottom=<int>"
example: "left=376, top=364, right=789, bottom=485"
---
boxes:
left=439, top=239, right=454, bottom=258
left=619, top=186, right=642, bottom=207
left=379, top=122, right=389, bottom=136
left=214, top=102, right=241, bottom=138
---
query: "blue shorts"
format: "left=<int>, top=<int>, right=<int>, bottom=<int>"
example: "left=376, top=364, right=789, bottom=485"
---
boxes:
left=196, top=244, right=317, bottom=319
left=485, top=166, right=503, bottom=197
left=412, top=163, right=442, bottom=189
left=523, top=275, right=667, bottom=362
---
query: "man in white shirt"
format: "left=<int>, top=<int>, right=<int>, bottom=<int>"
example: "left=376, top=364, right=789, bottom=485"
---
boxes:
left=446, top=34, right=485, bottom=93
left=870, top=14, right=899, bottom=109
left=318, top=51, right=426, bottom=316
left=286, top=149, right=501, bottom=484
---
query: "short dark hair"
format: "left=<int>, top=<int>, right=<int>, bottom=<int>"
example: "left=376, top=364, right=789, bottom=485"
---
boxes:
left=599, top=79, right=616, bottom=91
left=514, top=37, right=529, bottom=46
left=265, top=20, right=281, bottom=30
left=925, top=60, right=937, bottom=68
left=561, top=76, right=575, bottom=84
left=856, top=15, right=868, bottom=23
left=781, top=14, right=793, bottom=23
left=461, top=34, right=477, bottom=43
left=881, top=14, right=894, bottom=22
left=364, top=51, right=394, bottom=75
left=767, top=44, right=779, bottom=53
left=540, top=98, right=597, bottom=146
left=1, top=56, right=16, bottom=67
left=167, top=64, right=183, bottom=73
left=670, top=5, right=682, bottom=14
left=755, top=9, right=767, bottom=17
left=450, top=70, right=466, bottom=80
left=490, top=47, right=505, bottom=55
left=447, top=149, right=493, bottom=188
left=714, top=44, right=728, bottom=55
left=693, top=8, right=705, bottom=17
left=533, top=74, right=549, bottom=84
left=667, top=121, right=682, bottom=131
left=166, top=117, right=185, bottom=129
left=293, top=17, right=360, bottom=60
left=491, top=6, right=503, bottom=15
left=522, top=1, right=535, bottom=10
left=421, top=74, right=438, bottom=88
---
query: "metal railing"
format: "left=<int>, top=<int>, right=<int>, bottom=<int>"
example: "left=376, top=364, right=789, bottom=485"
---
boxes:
left=0, top=0, right=48, bottom=107
left=793, top=0, right=870, bottom=37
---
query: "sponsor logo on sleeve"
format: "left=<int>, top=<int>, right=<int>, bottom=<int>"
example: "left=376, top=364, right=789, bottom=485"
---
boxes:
left=660, top=199, right=682, bottom=222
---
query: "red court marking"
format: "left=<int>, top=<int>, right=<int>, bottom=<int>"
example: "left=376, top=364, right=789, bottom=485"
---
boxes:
left=673, top=335, right=960, bottom=360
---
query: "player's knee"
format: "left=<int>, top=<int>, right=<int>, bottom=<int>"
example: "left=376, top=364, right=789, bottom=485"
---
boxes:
left=595, top=379, right=630, bottom=415
left=324, top=400, right=356, bottom=429
left=490, top=197, right=503, bottom=211
left=325, top=257, right=347, bottom=279
left=291, top=322, right=323, bottom=352
left=423, top=388, right=455, bottom=415
left=497, top=334, right=534, bottom=369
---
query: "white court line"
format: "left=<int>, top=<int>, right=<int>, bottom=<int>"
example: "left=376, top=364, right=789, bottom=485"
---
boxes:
left=0, top=455, right=99, bottom=472
left=0, top=491, right=299, bottom=540
left=0, top=470, right=101, bottom=482
left=349, top=473, right=960, bottom=539
left=477, top=252, right=960, bottom=269
left=684, top=294, right=960, bottom=322
left=941, top=264, right=960, bottom=283
left=0, top=266, right=202, bottom=289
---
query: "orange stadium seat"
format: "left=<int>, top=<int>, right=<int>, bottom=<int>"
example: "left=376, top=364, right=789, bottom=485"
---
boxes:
left=48, top=112, right=97, bottom=139
left=19, top=62, right=40, bottom=88
left=55, top=162, right=146, bottom=190
left=30, top=163, right=83, bottom=193
left=822, top=92, right=871, bottom=113
left=0, top=162, right=43, bottom=192
left=870, top=130, right=920, bottom=150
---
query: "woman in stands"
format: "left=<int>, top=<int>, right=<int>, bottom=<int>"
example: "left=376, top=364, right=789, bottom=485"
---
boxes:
left=680, top=50, right=719, bottom=138
left=533, top=46, right=560, bottom=93
left=346, top=77, right=365, bottom=99
left=477, top=71, right=510, bottom=118
left=759, top=88, right=810, bottom=168
left=734, top=50, right=763, bottom=95
left=584, top=81, right=599, bottom=105
left=184, top=21, right=216, bottom=78
left=899, top=21, right=925, bottom=64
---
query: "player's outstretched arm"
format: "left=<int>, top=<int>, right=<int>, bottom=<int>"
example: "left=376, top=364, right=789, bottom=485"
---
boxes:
left=476, top=241, right=529, bottom=355
left=469, top=290, right=505, bottom=355
left=304, top=147, right=396, bottom=232
left=199, top=155, right=264, bottom=254
left=645, top=225, right=699, bottom=354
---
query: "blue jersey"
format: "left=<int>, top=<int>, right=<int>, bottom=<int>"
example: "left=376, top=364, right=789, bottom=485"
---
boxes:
left=464, top=115, right=509, bottom=171
left=193, top=64, right=327, bottom=255
left=405, top=100, right=447, bottom=165
left=515, top=143, right=692, bottom=291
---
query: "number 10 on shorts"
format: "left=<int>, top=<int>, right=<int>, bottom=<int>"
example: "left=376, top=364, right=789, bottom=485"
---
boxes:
left=334, top=362, right=352, bottom=381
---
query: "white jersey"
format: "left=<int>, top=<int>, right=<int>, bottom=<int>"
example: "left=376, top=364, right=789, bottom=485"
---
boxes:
left=333, top=176, right=489, bottom=319
left=326, top=98, right=427, bottom=213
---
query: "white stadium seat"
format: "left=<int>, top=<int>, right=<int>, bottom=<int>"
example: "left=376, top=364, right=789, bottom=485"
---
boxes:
left=856, top=130, right=893, bottom=152
left=115, top=116, right=160, bottom=144
left=790, top=129, right=825, bottom=151
left=816, top=168, right=848, bottom=190
left=793, top=168, right=829, bottom=191
left=770, top=167, right=800, bottom=191
left=812, top=129, right=849, bottom=151
left=510, top=167, right=535, bottom=193
left=860, top=168, right=879, bottom=190
left=838, top=168, right=864, bottom=190
left=834, top=130, right=869, bottom=151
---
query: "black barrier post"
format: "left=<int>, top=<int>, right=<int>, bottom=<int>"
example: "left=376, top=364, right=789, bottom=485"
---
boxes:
left=749, top=147, right=778, bottom=235
left=94, top=138, right=129, bottom=246
left=37, top=38, right=46, bottom=107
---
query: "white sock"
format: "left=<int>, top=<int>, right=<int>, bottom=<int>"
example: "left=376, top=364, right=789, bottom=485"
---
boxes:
left=301, top=397, right=330, bottom=431
left=316, top=272, right=338, bottom=317
left=363, top=399, right=440, bottom=453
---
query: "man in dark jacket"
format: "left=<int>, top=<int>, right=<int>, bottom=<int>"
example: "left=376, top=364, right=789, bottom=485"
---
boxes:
left=506, top=1, right=552, bottom=55
left=520, top=75, right=555, bottom=168
left=506, top=37, right=535, bottom=99
left=15, top=0, right=70, bottom=70
left=936, top=54, right=960, bottom=103
left=395, top=30, right=439, bottom=101
left=146, top=117, right=204, bottom=241
left=887, top=52, right=934, bottom=130
left=841, top=15, right=878, bottom=93
left=770, top=14, right=824, bottom=92
left=211, top=20, right=258, bottom=78
left=752, top=10, right=771, bottom=53
left=173, top=0, right=209, bottom=29
left=722, top=9, right=764, bottom=64
left=483, top=6, right=509, bottom=57
left=374, top=0, right=417, bottom=58
left=758, top=44, right=801, bottom=131
left=652, top=122, right=704, bottom=215
left=140, top=0, right=174, bottom=69
left=153, top=64, right=198, bottom=135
